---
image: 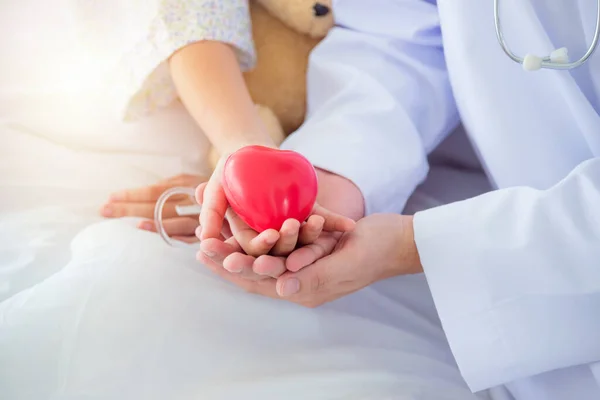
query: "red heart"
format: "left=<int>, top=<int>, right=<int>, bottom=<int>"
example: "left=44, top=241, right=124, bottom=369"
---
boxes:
left=222, top=146, right=318, bottom=232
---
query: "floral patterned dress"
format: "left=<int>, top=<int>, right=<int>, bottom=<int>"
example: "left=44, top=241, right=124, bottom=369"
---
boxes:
left=75, top=0, right=256, bottom=120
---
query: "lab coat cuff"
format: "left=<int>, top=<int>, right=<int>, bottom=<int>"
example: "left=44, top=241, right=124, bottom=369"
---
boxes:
left=413, top=202, right=516, bottom=393
left=281, top=126, right=423, bottom=216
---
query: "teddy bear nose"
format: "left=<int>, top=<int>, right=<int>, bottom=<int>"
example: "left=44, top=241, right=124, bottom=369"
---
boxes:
left=313, top=3, right=330, bottom=17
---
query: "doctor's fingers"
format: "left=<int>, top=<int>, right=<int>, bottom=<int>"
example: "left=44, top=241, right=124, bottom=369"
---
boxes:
left=275, top=267, right=337, bottom=308
left=199, top=240, right=273, bottom=281
left=200, top=236, right=267, bottom=280
left=223, top=252, right=279, bottom=281
left=251, top=255, right=288, bottom=279
left=199, top=237, right=242, bottom=264
left=285, top=232, right=341, bottom=272
left=275, top=252, right=368, bottom=307
left=199, top=253, right=280, bottom=299
left=200, top=238, right=286, bottom=280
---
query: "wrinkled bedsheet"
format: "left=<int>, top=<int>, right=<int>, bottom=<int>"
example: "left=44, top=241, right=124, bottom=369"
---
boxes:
left=0, top=1, right=493, bottom=396
left=0, top=120, right=491, bottom=399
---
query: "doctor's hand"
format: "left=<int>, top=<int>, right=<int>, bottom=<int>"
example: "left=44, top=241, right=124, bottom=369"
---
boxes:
left=197, top=161, right=356, bottom=258
left=274, top=214, right=422, bottom=306
left=198, top=168, right=365, bottom=281
left=100, top=173, right=207, bottom=219
left=200, top=214, right=422, bottom=307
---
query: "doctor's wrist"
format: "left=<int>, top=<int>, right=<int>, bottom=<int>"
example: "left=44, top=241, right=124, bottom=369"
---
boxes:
left=315, top=168, right=365, bottom=221
left=395, top=215, right=423, bottom=276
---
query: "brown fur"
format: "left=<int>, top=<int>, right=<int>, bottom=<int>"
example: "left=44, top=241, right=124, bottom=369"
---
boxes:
left=245, top=1, right=322, bottom=135
left=207, top=0, right=334, bottom=169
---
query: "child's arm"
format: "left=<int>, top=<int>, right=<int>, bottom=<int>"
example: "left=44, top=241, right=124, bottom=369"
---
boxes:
left=169, top=40, right=276, bottom=155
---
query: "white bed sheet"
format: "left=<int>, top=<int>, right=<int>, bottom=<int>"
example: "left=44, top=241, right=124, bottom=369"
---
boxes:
left=0, top=1, right=493, bottom=396
left=0, top=0, right=214, bottom=301
left=0, top=111, right=211, bottom=302
left=0, top=119, right=492, bottom=400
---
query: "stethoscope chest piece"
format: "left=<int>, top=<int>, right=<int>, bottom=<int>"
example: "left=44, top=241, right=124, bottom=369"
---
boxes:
left=494, top=0, right=599, bottom=71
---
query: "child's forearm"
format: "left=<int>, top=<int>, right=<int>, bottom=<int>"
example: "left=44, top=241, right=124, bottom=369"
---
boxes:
left=170, top=41, right=276, bottom=154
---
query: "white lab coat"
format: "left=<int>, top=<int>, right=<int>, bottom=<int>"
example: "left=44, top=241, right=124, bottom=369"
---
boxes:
left=282, top=0, right=600, bottom=399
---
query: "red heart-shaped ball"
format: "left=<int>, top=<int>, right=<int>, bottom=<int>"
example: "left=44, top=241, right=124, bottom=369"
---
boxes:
left=222, top=146, right=318, bottom=232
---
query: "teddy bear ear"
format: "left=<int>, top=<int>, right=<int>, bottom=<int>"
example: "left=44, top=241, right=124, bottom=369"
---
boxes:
left=254, top=0, right=334, bottom=39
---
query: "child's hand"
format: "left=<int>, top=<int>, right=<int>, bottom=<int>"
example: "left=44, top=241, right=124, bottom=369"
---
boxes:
left=197, top=160, right=355, bottom=258
left=101, top=174, right=208, bottom=219
left=138, top=217, right=200, bottom=244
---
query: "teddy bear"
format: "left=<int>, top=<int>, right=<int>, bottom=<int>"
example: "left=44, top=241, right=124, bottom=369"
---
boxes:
left=207, top=0, right=334, bottom=168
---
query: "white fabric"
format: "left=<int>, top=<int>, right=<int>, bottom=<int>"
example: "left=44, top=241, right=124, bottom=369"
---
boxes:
left=0, top=120, right=197, bottom=301
left=0, top=0, right=213, bottom=170
left=281, top=0, right=459, bottom=215
left=0, top=219, right=485, bottom=400
left=416, top=159, right=600, bottom=396
left=418, top=0, right=600, bottom=397
left=0, top=122, right=493, bottom=398
left=0, top=1, right=494, bottom=398
left=71, top=0, right=256, bottom=119
left=280, top=0, right=600, bottom=399
left=0, top=0, right=210, bottom=303
left=3, top=0, right=599, bottom=399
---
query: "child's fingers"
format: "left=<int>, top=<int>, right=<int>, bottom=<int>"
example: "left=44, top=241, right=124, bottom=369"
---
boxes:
left=108, top=174, right=208, bottom=205
left=199, top=178, right=228, bottom=240
left=240, top=229, right=280, bottom=258
left=194, top=182, right=208, bottom=205
left=108, top=184, right=180, bottom=203
left=219, top=218, right=233, bottom=239
left=158, top=173, right=209, bottom=187
left=138, top=217, right=198, bottom=237
left=100, top=201, right=180, bottom=219
left=172, top=235, right=201, bottom=244
left=298, top=215, right=324, bottom=245
left=270, top=219, right=301, bottom=256
left=312, top=204, right=356, bottom=232
left=226, top=209, right=280, bottom=257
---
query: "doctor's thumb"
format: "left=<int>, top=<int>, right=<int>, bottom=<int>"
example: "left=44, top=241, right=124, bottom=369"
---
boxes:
left=276, top=267, right=326, bottom=299
left=276, top=276, right=301, bottom=298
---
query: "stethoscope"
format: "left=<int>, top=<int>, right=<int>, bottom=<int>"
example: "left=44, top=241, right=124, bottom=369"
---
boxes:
left=494, top=0, right=600, bottom=71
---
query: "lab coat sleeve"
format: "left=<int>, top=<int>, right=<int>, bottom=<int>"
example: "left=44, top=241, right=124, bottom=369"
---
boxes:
left=413, top=158, right=600, bottom=392
left=280, top=0, right=459, bottom=215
